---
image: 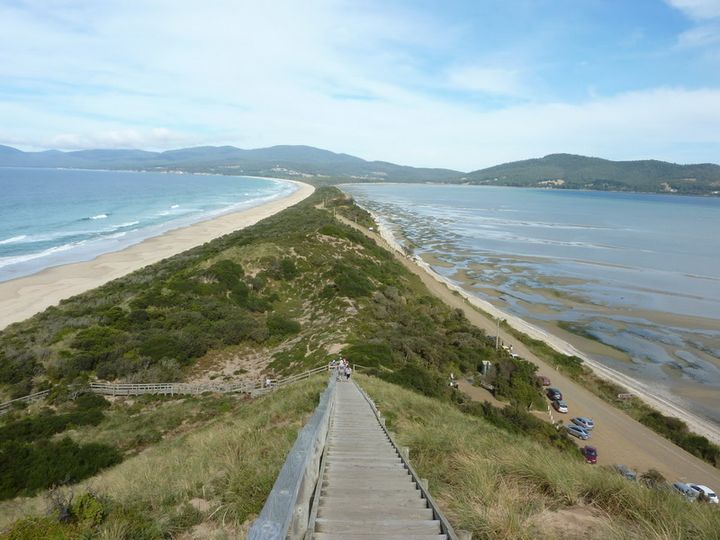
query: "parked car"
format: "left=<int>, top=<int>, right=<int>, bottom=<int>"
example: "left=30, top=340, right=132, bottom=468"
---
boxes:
left=581, top=446, right=597, bottom=464
left=546, top=387, right=562, bottom=401
left=552, top=399, right=568, bottom=413
left=689, top=484, right=719, bottom=504
left=566, top=424, right=590, bottom=440
left=613, top=464, right=637, bottom=481
left=537, top=375, right=551, bottom=386
left=673, top=482, right=699, bottom=501
left=571, top=417, right=595, bottom=430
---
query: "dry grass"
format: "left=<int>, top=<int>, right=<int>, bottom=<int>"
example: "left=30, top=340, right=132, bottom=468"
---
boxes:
left=358, top=374, right=720, bottom=539
left=0, top=376, right=327, bottom=537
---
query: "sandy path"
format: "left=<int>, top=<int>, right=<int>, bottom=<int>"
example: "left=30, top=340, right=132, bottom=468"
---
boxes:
left=0, top=181, right=314, bottom=331
left=334, top=211, right=720, bottom=487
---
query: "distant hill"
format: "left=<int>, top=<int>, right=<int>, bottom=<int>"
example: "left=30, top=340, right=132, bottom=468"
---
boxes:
left=463, top=153, right=720, bottom=195
left=2, top=145, right=719, bottom=194
left=0, top=144, right=460, bottom=184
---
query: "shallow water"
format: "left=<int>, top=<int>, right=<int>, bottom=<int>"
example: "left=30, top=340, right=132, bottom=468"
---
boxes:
left=0, top=168, right=295, bottom=281
left=342, top=183, right=720, bottom=424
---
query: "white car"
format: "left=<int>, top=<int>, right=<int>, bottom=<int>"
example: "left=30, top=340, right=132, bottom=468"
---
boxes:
left=689, top=484, right=719, bottom=504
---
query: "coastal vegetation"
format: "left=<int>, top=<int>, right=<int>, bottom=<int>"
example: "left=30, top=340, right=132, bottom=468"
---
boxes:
left=0, top=394, right=120, bottom=501
left=1, top=188, right=718, bottom=537
left=360, top=375, right=720, bottom=539
left=0, top=376, right=328, bottom=537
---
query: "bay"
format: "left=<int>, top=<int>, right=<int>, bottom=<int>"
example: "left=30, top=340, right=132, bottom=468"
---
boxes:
left=342, top=183, right=720, bottom=425
left=0, top=167, right=295, bottom=282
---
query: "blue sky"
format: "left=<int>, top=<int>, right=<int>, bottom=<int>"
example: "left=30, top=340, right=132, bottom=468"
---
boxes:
left=1, top=0, right=720, bottom=169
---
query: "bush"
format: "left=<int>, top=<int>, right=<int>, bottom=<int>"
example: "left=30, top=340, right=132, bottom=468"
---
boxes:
left=71, top=493, right=105, bottom=526
left=382, top=364, right=447, bottom=399
left=0, top=409, right=105, bottom=444
left=266, top=314, right=301, bottom=337
left=342, top=342, right=393, bottom=368
left=0, top=438, right=122, bottom=500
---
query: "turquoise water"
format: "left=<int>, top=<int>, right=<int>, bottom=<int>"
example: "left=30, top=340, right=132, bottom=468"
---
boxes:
left=342, top=183, right=720, bottom=423
left=0, top=168, right=296, bottom=281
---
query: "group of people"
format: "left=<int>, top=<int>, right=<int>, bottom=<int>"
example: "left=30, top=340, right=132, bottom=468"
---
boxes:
left=329, top=357, right=352, bottom=381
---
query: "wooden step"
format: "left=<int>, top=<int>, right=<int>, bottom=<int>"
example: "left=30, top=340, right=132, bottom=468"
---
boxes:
left=314, top=518, right=442, bottom=535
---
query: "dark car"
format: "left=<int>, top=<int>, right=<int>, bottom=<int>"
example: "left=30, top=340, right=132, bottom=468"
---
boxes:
left=613, top=464, right=637, bottom=481
left=537, top=375, right=551, bottom=386
left=552, top=399, right=568, bottom=413
left=546, top=387, right=562, bottom=401
left=581, top=446, right=597, bottom=464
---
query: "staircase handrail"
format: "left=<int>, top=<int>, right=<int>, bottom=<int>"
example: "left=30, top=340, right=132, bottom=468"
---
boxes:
left=248, top=373, right=337, bottom=539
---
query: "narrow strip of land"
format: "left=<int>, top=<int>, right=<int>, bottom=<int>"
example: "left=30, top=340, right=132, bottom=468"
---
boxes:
left=0, top=181, right=314, bottom=331
left=333, top=210, right=720, bottom=487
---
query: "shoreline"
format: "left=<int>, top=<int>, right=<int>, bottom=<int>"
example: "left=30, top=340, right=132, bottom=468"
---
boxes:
left=0, top=180, right=314, bottom=331
left=373, top=216, right=720, bottom=445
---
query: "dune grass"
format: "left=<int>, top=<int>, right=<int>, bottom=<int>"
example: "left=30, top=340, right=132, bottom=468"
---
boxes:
left=0, top=375, right=327, bottom=538
left=358, top=374, right=720, bottom=539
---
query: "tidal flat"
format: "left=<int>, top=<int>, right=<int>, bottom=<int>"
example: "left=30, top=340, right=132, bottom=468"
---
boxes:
left=342, top=183, right=720, bottom=427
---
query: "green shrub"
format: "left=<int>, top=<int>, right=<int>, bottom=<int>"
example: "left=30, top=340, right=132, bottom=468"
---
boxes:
left=382, top=364, right=447, bottom=399
left=342, top=342, right=393, bottom=368
left=71, top=493, right=105, bottom=526
left=266, top=314, right=301, bottom=337
left=0, top=438, right=122, bottom=500
left=0, top=409, right=105, bottom=444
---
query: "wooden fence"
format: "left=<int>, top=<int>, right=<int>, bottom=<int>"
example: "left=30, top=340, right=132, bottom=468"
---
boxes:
left=0, top=364, right=330, bottom=412
left=0, top=390, right=51, bottom=415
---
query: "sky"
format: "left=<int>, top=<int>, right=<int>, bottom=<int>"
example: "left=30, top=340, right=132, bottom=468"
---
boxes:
left=1, top=0, right=720, bottom=170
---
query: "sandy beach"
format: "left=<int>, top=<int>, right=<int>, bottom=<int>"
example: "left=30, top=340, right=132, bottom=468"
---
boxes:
left=0, top=180, right=314, bottom=331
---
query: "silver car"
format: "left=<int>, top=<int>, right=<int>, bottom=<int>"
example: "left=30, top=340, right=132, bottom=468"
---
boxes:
left=565, top=424, right=590, bottom=440
left=673, top=482, right=698, bottom=501
left=571, top=417, right=594, bottom=430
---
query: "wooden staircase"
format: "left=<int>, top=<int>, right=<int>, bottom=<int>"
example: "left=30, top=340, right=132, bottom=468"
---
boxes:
left=309, top=381, right=447, bottom=539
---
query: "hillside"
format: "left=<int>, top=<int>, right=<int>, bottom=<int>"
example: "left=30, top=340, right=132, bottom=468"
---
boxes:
left=1, top=189, right=719, bottom=537
left=0, top=144, right=460, bottom=184
left=3, top=144, right=720, bottom=194
left=463, top=153, right=720, bottom=194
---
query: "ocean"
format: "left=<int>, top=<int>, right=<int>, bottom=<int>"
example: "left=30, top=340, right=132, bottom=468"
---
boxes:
left=341, top=183, right=720, bottom=425
left=0, top=168, right=296, bottom=281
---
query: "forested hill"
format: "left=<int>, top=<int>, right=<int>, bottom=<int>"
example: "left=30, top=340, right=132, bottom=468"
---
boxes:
left=0, top=144, right=460, bottom=184
left=2, top=144, right=719, bottom=194
left=463, top=153, right=720, bottom=195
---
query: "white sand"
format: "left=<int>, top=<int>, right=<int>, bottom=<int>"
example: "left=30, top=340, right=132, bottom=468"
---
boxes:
left=0, top=180, right=314, bottom=331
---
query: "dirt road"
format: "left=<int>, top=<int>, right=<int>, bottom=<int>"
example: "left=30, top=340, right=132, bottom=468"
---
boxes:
left=335, top=212, right=720, bottom=487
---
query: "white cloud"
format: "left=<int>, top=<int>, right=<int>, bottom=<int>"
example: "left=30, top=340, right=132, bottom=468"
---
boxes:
left=0, top=2, right=719, bottom=170
left=666, top=0, right=720, bottom=20
left=48, top=128, right=189, bottom=150
left=677, top=22, right=720, bottom=46
left=446, top=66, right=523, bottom=96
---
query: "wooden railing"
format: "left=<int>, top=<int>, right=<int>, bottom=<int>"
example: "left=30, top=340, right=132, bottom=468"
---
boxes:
left=0, top=390, right=51, bottom=415
left=248, top=372, right=336, bottom=539
left=0, top=364, right=330, bottom=411
left=88, top=381, right=255, bottom=397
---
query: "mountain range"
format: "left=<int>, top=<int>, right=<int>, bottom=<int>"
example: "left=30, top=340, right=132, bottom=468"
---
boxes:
left=1, top=144, right=719, bottom=195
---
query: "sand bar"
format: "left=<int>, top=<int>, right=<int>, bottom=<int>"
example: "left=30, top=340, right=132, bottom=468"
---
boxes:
left=0, top=180, right=314, bottom=331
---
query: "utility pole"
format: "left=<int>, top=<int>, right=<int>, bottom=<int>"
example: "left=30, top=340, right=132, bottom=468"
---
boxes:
left=495, top=317, right=500, bottom=350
